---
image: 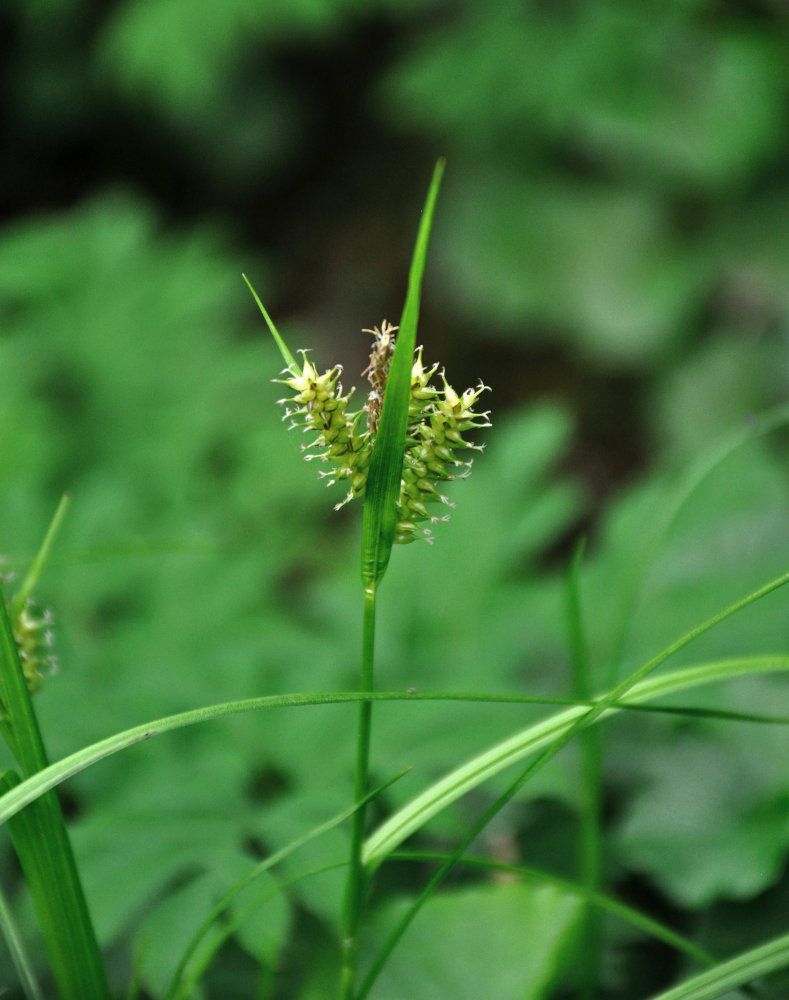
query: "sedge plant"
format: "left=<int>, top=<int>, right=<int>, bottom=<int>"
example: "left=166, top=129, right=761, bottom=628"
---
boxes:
left=2, top=161, right=789, bottom=1000
left=244, top=219, right=789, bottom=1000
left=242, top=159, right=789, bottom=996
left=246, top=157, right=490, bottom=996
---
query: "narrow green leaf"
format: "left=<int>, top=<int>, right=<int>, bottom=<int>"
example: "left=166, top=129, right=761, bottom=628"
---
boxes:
left=0, top=596, right=110, bottom=1000
left=0, top=779, right=45, bottom=1000
left=645, top=930, right=789, bottom=1000
left=608, top=401, right=789, bottom=682
left=1, top=659, right=785, bottom=849
left=363, top=647, right=789, bottom=867
left=565, top=540, right=603, bottom=1000
left=357, top=569, right=789, bottom=999
left=242, top=273, right=298, bottom=371
left=361, top=159, right=445, bottom=588
left=9, top=494, right=70, bottom=622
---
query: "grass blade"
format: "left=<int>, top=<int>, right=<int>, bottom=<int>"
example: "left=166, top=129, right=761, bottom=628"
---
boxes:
left=607, top=402, right=789, bottom=685
left=357, top=572, right=789, bottom=1000
left=0, top=591, right=110, bottom=1000
left=242, top=273, right=298, bottom=371
left=364, top=574, right=789, bottom=866
left=8, top=495, right=69, bottom=622
left=644, top=930, right=789, bottom=1000
left=565, top=540, right=603, bottom=999
left=360, top=159, right=445, bottom=588
left=0, top=790, right=45, bottom=1000
left=1, top=659, right=787, bottom=832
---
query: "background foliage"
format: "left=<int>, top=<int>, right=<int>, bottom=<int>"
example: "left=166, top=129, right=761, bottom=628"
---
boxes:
left=1, top=1, right=789, bottom=997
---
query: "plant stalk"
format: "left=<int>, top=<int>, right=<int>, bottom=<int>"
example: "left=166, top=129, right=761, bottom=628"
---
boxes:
left=339, top=583, right=378, bottom=999
left=566, top=543, right=603, bottom=1000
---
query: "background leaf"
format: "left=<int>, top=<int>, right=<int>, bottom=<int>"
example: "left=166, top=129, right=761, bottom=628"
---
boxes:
left=366, top=882, right=581, bottom=1000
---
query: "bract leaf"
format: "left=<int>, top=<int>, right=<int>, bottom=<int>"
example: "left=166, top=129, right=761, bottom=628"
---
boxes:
left=361, top=159, right=445, bottom=589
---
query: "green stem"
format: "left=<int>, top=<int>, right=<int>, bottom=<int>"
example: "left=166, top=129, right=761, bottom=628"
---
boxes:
left=566, top=543, right=603, bottom=1000
left=339, top=583, right=378, bottom=999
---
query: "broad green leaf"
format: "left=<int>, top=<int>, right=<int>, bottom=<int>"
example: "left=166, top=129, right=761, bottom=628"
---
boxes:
left=366, top=882, right=580, bottom=1000
left=617, top=724, right=789, bottom=905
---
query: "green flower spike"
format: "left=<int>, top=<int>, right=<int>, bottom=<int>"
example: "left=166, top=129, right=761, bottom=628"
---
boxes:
left=12, top=600, right=57, bottom=695
left=276, top=352, right=372, bottom=507
left=396, top=354, right=491, bottom=543
left=276, top=325, right=490, bottom=542
left=0, top=564, right=57, bottom=706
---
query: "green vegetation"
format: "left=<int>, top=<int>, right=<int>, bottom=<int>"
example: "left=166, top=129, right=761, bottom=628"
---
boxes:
left=1, top=2, right=789, bottom=998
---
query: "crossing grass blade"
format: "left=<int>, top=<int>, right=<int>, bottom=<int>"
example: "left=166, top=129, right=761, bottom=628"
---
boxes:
left=356, top=571, right=789, bottom=1000
left=644, top=929, right=789, bottom=1000
left=606, top=402, right=789, bottom=686
left=0, top=678, right=784, bottom=839
left=360, top=158, right=445, bottom=589
left=1, top=668, right=788, bottom=832
left=363, top=641, right=789, bottom=867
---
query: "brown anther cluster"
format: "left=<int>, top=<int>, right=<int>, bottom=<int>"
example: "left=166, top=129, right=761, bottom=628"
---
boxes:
left=362, top=321, right=398, bottom=435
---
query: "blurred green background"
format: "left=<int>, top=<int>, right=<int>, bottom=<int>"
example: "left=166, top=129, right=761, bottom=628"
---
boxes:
left=2, top=1, right=789, bottom=997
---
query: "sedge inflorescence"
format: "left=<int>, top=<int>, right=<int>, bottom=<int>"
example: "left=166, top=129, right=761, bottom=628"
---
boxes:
left=0, top=566, right=57, bottom=721
left=277, top=323, right=490, bottom=542
left=12, top=601, right=56, bottom=695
